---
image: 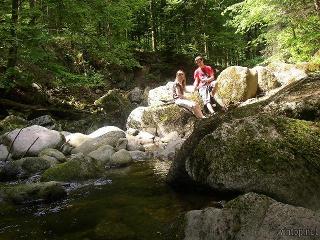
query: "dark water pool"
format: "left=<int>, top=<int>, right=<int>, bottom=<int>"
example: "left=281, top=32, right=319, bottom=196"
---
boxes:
left=0, top=160, right=223, bottom=240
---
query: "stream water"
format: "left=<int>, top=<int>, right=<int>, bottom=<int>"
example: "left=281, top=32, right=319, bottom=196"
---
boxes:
left=0, top=160, right=225, bottom=240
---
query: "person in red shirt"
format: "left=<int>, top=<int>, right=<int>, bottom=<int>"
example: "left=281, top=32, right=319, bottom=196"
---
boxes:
left=193, top=56, right=217, bottom=114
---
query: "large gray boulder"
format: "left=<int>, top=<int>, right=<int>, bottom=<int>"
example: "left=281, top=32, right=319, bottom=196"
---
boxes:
left=0, top=144, right=10, bottom=161
left=267, top=62, right=308, bottom=85
left=252, top=66, right=280, bottom=92
left=126, top=107, right=150, bottom=130
left=65, top=133, right=91, bottom=148
left=110, top=149, right=133, bottom=167
left=28, top=115, right=61, bottom=130
left=264, top=74, right=320, bottom=121
left=39, top=148, right=66, bottom=163
left=155, top=138, right=185, bottom=161
left=216, top=66, right=258, bottom=106
left=126, top=135, right=145, bottom=151
left=127, top=104, right=196, bottom=138
left=88, top=126, right=124, bottom=138
left=148, top=81, right=175, bottom=106
left=72, top=130, right=126, bottom=154
left=168, top=113, right=320, bottom=209
left=2, top=125, right=65, bottom=158
left=181, top=193, right=320, bottom=240
left=88, top=145, right=115, bottom=164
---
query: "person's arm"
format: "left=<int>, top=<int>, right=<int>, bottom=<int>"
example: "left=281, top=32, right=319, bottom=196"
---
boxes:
left=202, top=66, right=215, bottom=82
left=193, top=71, right=200, bottom=92
left=176, top=85, right=185, bottom=99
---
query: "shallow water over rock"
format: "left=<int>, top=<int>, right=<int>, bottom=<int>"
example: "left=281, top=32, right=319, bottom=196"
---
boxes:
left=0, top=160, right=223, bottom=240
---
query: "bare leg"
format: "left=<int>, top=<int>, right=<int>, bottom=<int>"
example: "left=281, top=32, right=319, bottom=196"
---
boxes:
left=210, top=86, right=217, bottom=98
left=206, top=103, right=215, bottom=114
left=192, top=105, right=206, bottom=118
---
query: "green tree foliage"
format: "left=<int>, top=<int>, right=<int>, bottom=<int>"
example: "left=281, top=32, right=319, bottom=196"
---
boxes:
left=225, top=0, right=320, bottom=63
left=0, top=0, right=147, bottom=89
left=1, top=0, right=318, bottom=90
left=131, top=0, right=246, bottom=66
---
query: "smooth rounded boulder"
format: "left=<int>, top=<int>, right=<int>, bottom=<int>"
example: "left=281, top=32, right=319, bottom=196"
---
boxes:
left=88, top=126, right=124, bottom=138
left=127, top=104, right=196, bottom=138
left=41, top=153, right=104, bottom=182
left=168, top=113, right=320, bottom=210
left=267, top=62, right=308, bottom=85
left=3, top=125, right=65, bottom=158
left=88, top=145, right=115, bottom=164
left=264, top=74, right=320, bottom=121
left=39, top=148, right=66, bottom=163
left=0, top=181, right=66, bottom=204
left=110, top=149, right=133, bottom=167
left=72, top=130, right=126, bottom=154
left=253, top=66, right=280, bottom=92
left=179, top=193, right=320, bottom=240
left=216, top=66, right=258, bottom=106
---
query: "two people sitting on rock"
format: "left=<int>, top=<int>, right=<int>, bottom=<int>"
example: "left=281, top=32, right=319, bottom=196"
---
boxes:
left=193, top=56, right=228, bottom=114
left=173, top=70, right=206, bottom=119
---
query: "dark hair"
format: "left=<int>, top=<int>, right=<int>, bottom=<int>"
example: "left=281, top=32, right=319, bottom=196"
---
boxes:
left=195, top=56, right=203, bottom=63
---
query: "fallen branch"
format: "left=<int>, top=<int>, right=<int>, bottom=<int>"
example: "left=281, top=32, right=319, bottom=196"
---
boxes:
left=20, top=136, right=39, bottom=159
left=0, top=98, right=91, bottom=115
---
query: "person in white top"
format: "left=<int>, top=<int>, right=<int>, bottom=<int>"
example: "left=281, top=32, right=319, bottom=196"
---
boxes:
left=173, top=70, right=206, bottom=119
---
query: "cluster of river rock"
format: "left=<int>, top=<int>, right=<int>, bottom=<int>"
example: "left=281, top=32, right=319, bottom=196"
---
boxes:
left=0, top=61, right=320, bottom=239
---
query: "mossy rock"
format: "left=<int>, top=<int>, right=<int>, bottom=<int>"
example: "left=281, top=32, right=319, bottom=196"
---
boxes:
left=0, top=115, right=28, bottom=135
left=267, top=62, right=308, bottom=85
left=264, top=73, right=320, bottom=121
left=39, top=148, right=66, bottom=163
left=0, top=160, right=23, bottom=181
left=94, top=221, right=136, bottom=240
left=253, top=66, right=280, bottom=92
left=181, top=192, right=320, bottom=240
left=147, top=104, right=196, bottom=137
left=126, top=106, right=156, bottom=130
left=169, top=113, right=320, bottom=209
left=41, top=153, right=104, bottom=182
left=216, top=66, right=258, bottom=106
left=110, top=149, right=133, bottom=167
left=0, top=157, right=54, bottom=180
left=127, top=104, right=197, bottom=137
left=21, top=156, right=53, bottom=174
left=0, top=181, right=66, bottom=204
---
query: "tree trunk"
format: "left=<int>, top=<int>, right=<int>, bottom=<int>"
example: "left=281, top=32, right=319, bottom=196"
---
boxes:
left=29, top=0, right=36, bottom=25
left=315, top=0, right=320, bottom=12
left=150, top=0, right=157, bottom=51
left=6, top=0, right=19, bottom=81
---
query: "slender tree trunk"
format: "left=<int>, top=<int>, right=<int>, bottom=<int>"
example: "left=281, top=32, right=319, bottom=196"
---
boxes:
left=6, top=0, right=19, bottom=81
left=150, top=0, right=157, bottom=51
left=315, top=0, right=320, bottom=12
left=29, top=0, right=36, bottom=25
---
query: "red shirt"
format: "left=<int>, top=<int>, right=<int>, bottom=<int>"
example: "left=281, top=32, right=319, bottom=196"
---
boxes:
left=193, top=65, right=215, bottom=89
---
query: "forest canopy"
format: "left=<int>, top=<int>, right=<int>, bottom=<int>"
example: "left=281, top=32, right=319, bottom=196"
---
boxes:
left=0, top=0, right=319, bottom=89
